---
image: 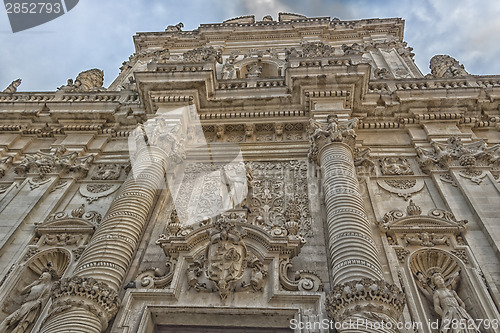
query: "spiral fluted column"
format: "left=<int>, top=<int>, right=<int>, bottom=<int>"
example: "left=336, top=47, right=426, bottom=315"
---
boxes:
left=310, top=115, right=405, bottom=332
left=319, top=142, right=383, bottom=284
left=39, top=146, right=169, bottom=333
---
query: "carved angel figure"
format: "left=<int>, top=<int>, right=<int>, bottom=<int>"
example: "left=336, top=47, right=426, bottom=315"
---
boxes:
left=432, top=272, right=480, bottom=333
left=0, top=272, right=53, bottom=333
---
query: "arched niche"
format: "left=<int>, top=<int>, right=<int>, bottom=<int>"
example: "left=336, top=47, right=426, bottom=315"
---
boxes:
left=0, top=248, right=71, bottom=322
left=234, top=58, right=285, bottom=79
left=407, top=248, right=499, bottom=332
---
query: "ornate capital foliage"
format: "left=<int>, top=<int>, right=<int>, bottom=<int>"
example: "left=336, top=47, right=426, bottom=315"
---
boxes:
left=51, top=276, right=120, bottom=321
left=326, top=278, right=406, bottom=322
left=308, top=115, right=358, bottom=163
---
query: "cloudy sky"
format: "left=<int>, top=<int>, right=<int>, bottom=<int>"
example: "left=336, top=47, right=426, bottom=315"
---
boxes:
left=1, top=0, right=499, bottom=91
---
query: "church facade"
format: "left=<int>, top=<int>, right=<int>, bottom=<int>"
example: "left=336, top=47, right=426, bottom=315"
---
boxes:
left=0, top=13, right=500, bottom=333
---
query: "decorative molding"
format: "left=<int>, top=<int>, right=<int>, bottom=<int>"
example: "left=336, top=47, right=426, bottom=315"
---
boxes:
left=79, top=183, right=120, bottom=203
left=378, top=201, right=468, bottom=235
left=279, top=260, right=322, bottom=292
left=376, top=178, right=424, bottom=200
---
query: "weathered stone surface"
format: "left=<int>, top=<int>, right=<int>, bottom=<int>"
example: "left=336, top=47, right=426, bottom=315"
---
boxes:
left=0, top=12, right=499, bottom=333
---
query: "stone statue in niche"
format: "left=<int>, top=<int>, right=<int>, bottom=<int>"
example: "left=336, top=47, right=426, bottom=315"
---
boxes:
left=221, top=54, right=238, bottom=80
left=431, top=272, right=480, bottom=333
left=411, top=250, right=479, bottom=333
left=0, top=272, right=53, bottom=333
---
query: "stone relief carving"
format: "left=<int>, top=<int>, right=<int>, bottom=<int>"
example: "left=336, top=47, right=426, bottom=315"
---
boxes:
left=221, top=53, right=238, bottom=79
left=410, top=249, right=479, bottom=333
left=2, top=79, right=21, bottom=93
left=51, top=276, right=120, bottom=321
left=120, top=48, right=171, bottom=71
left=91, top=164, right=123, bottom=180
left=58, top=69, right=105, bottom=92
left=429, top=55, right=469, bottom=78
left=14, top=146, right=94, bottom=180
left=0, top=156, right=13, bottom=178
left=187, top=214, right=266, bottom=299
left=377, top=178, right=424, bottom=201
left=308, top=115, right=358, bottom=162
left=380, top=157, right=413, bottom=175
left=183, top=46, right=222, bottom=64
left=296, top=41, right=335, bottom=58
left=374, top=68, right=392, bottom=79
left=416, top=136, right=499, bottom=182
left=341, top=43, right=364, bottom=55
left=79, top=183, right=120, bottom=204
left=248, top=161, right=312, bottom=237
left=354, top=147, right=375, bottom=174
left=279, top=260, right=322, bottom=292
left=152, top=210, right=320, bottom=298
left=0, top=272, right=53, bottom=333
left=404, top=232, right=449, bottom=247
left=44, top=233, right=81, bottom=246
left=245, top=62, right=262, bottom=78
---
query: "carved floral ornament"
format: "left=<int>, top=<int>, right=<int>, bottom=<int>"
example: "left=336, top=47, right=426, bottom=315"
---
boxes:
left=138, top=210, right=321, bottom=300
left=14, top=146, right=94, bottom=180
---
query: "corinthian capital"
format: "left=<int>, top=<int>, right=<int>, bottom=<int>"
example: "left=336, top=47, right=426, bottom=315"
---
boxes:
left=308, top=115, right=358, bottom=163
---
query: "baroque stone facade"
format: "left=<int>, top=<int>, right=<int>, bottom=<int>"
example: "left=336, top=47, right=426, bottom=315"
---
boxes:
left=0, top=12, right=500, bottom=333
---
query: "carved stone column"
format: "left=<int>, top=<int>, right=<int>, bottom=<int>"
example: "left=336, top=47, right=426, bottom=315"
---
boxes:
left=39, top=139, right=175, bottom=332
left=309, top=115, right=404, bottom=332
